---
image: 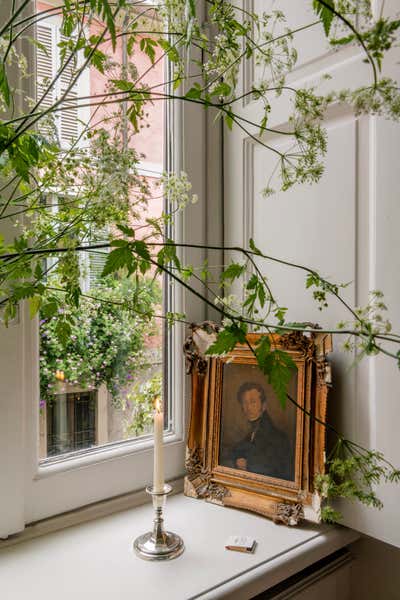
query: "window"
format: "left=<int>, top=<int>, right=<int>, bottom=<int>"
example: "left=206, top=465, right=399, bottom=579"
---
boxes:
left=0, top=0, right=210, bottom=537
left=36, top=6, right=167, bottom=462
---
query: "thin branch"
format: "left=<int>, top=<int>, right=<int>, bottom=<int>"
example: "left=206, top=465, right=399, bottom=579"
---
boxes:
left=315, top=0, right=378, bottom=85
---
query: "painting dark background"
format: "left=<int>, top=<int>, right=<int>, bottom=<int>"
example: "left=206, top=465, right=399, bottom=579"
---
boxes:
left=219, top=362, right=298, bottom=473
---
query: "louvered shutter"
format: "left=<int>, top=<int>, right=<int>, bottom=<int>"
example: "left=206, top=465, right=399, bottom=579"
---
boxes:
left=36, top=23, right=81, bottom=148
left=89, top=227, right=109, bottom=288
left=88, top=249, right=108, bottom=288
left=59, top=34, right=79, bottom=147
left=36, top=24, right=56, bottom=139
left=81, top=228, right=109, bottom=291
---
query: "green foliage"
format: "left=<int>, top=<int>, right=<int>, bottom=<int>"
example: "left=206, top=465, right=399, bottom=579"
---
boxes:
left=40, top=276, right=161, bottom=402
left=0, top=62, right=10, bottom=108
left=313, top=0, right=335, bottom=36
left=305, top=271, right=349, bottom=310
left=331, top=17, right=400, bottom=71
left=139, top=37, right=158, bottom=64
left=254, top=337, right=297, bottom=409
left=207, top=330, right=296, bottom=410
left=315, top=438, right=400, bottom=522
left=102, top=239, right=151, bottom=277
left=220, top=262, right=246, bottom=284
left=157, top=239, right=181, bottom=273
left=320, top=505, right=342, bottom=523
left=125, top=373, right=162, bottom=437
left=244, top=273, right=267, bottom=314
left=338, top=290, right=393, bottom=358
left=206, top=322, right=248, bottom=356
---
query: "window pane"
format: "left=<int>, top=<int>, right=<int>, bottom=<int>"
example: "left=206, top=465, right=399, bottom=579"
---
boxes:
left=35, top=2, right=169, bottom=461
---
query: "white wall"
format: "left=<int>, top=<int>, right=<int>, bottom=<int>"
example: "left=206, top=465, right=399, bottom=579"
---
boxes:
left=224, top=0, right=400, bottom=547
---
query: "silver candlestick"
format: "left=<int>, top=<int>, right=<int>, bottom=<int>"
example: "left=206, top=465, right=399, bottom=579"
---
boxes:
left=133, top=483, right=184, bottom=561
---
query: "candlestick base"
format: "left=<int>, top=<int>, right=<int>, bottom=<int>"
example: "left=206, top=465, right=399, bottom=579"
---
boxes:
left=133, top=484, right=184, bottom=561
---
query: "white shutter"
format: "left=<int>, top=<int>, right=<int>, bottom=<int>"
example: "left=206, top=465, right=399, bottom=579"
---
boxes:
left=79, top=228, right=109, bottom=292
left=36, top=25, right=54, bottom=104
left=59, top=33, right=79, bottom=147
left=88, top=249, right=108, bottom=288
left=36, top=22, right=83, bottom=148
left=36, top=24, right=55, bottom=138
left=88, top=227, right=109, bottom=288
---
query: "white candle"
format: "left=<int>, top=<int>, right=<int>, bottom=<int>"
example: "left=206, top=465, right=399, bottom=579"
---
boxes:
left=153, top=397, right=164, bottom=493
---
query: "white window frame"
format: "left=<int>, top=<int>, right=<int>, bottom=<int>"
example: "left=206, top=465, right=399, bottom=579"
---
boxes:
left=0, top=0, right=214, bottom=536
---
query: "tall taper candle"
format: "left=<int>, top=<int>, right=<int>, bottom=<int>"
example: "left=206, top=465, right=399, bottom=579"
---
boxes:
left=153, top=397, right=164, bottom=493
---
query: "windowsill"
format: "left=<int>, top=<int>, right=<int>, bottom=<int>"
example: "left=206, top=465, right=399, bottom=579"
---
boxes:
left=0, top=493, right=359, bottom=600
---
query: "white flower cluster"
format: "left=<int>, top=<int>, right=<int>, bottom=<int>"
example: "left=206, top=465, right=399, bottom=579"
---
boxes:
left=160, top=170, right=198, bottom=210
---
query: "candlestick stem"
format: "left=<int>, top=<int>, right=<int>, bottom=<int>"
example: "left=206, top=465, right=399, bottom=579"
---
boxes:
left=133, top=484, right=184, bottom=561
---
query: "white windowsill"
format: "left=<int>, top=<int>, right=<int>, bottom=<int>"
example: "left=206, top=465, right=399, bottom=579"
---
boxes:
left=0, top=493, right=359, bottom=600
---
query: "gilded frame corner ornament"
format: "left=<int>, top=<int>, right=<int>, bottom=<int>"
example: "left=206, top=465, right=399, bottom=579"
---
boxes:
left=184, top=323, right=332, bottom=525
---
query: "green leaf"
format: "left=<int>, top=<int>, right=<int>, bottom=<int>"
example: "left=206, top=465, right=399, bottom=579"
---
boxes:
left=268, top=350, right=296, bottom=408
left=320, top=505, right=342, bottom=523
left=206, top=322, right=247, bottom=356
left=0, top=63, right=10, bottom=108
left=157, top=240, right=181, bottom=271
left=313, top=0, right=335, bottom=37
left=55, top=319, right=72, bottom=345
left=246, top=273, right=258, bottom=290
left=116, top=224, right=135, bottom=237
left=221, top=262, right=246, bottom=283
left=306, top=273, right=316, bottom=288
left=257, top=282, right=266, bottom=308
left=126, top=35, right=135, bottom=56
left=224, top=109, right=234, bottom=130
left=158, top=39, right=179, bottom=63
left=62, top=12, right=75, bottom=37
left=29, top=295, right=42, bottom=319
left=34, top=262, right=43, bottom=280
left=185, top=84, right=202, bottom=100
left=254, top=334, right=271, bottom=365
left=89, top=49, right=107, bottom=74
left=41, top=299, right=59, bottom=318
left=102, top=245, right=133, bottom=276
left=140, top=37, right=157, bottom=64
left=212, top=82, right=232, bottom=98
left=255, top=342, right=297, bottom=409
left=330, top=34, right=355, bottom=46
left=111, top=79, right=133, bottom=92
left=249, top=238, right=262, bottom=255
left=274, top=306, right=288, bottom=324
left=26, top=36, right=49, bottom=56
left=110, top=239, right=128, bottom=247
left=186, top=0, right=196, bottom=18
left=132, top=239, right=150, bottom=261
left=12, top=282, right=36, bottom=301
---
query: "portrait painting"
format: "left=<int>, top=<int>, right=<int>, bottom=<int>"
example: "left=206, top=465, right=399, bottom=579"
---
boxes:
left=184, top=326, right=332, bottom=525
left=218, top=362, right=297, bottom=482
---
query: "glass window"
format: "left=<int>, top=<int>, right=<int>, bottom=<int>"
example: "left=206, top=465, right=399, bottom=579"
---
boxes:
left=35, top=3, right=168, bottom=463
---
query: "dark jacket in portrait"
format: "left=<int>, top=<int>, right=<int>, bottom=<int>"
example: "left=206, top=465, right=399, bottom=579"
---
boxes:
left=232, top=411, right=293, bottom=481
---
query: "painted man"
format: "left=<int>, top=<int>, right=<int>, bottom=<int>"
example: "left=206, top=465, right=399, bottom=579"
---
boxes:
left=232, top=382, right=293, bottom=481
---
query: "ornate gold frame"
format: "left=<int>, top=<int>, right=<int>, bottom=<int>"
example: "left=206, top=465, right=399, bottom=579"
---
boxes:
left=184, top=323, right=332, bottom=525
